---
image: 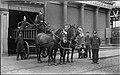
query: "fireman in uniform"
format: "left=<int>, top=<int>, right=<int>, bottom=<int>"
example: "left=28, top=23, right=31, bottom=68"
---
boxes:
left=17, top=16, right=30, bottom=30
left=90, top=31, right=101, bottom=64
left=15, top=32, right=24, bottom=60
left=17, top=16, right=30, bottom=36
left=35, top=10, right=47, bottom=32
left=35, top=10, right=44, bottom=24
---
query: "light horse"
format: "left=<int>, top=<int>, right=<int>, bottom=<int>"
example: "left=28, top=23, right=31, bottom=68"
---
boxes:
left=61, top=24, right=84, bottom=63
left=35, top=27, right=66, bottom=66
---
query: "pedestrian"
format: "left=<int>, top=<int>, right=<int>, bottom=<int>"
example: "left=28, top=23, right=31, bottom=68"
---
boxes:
left=85, top=32, right=91, bottom=59
left=78, top=44, right=87, bottom=58
left=15, top=32, right=24, bottom=60
left=90, top=31, right=101, bottom=64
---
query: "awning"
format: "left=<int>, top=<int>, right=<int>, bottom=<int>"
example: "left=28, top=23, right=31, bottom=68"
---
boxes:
left=1, top=0, right=45, bottom=5
left=75, top=1, right=113, bottom=9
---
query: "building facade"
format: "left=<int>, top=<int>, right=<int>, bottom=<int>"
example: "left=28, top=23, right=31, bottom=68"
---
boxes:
left=0, top=0, right=113, bottom=55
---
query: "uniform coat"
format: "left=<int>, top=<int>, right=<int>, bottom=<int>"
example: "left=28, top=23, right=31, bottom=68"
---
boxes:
left=90, top=36, right=101, bottom=63
left=35, top=14, right=44, bottom=24
left=15, top=35, right=24, bottom=60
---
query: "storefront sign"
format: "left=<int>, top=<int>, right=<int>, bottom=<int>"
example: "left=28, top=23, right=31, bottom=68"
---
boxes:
left=8, top=4, right=43, bottom=12
left=76, top=1, right=113, bottom=9
left=106, top=28, right=111, bottom=38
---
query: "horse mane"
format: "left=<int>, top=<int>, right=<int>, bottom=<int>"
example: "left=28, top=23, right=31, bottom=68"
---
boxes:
left=54, top=27, right=63, bottom=35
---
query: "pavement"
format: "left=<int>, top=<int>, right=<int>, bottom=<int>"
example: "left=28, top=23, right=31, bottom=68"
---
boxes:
left=100, top=44, right=120, bottom=49
left=1, top=45, right=120, bottom=74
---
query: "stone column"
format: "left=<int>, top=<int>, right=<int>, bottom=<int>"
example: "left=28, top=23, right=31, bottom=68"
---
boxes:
left=80, top=4, right=85, bottom=28
left=44, top=0, right=47, bottom=22
left=63, top=1, right=67, bottom=26
left=94, top=7, right=99, bottom=32
left=106, top=9, right=111, bottom=45
left=1, top=11, right=9, bottom=56
left=79, top=3, right=86, bottom=45
left=0, top=11, right=1, bottom=55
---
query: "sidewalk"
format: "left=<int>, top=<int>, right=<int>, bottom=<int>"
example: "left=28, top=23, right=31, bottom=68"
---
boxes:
left=100, top=44, right=120, bottom=49
left=1, top=48, right=119, bottom=74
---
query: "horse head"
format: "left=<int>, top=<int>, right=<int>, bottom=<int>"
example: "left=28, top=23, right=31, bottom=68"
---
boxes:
left=61, top=29, right=67, bottom=43
left=53, top=28, right=63, bottom=43
left=77, top=27, right=84, bottom=37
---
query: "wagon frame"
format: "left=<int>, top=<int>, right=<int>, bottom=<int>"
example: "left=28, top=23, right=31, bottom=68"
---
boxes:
left=11, top=26, right=48, bottom=59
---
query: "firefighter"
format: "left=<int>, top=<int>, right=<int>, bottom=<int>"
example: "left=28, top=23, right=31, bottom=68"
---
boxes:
left=17, top=16, right=30, bottom=30
left=17, top=16, right=30, bottom=36
left=34, top=10, right=47, bottom=32
left=90, top=31, right=101, bottom=64
left=34, top=10, right=44, bottom=24
left=15, top=32, right=24, bottom=60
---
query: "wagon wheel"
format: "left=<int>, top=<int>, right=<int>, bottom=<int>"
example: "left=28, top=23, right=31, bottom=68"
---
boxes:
left=41, top=48, right=48, bottom=58
left=23, top=41, right=30, bottom=59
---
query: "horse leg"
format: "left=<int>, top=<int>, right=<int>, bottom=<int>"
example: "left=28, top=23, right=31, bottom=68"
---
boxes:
left=36, top=45, right=39, bottom=62
left=71, top=47, right=75, bottom=62
left=67, top=49, right=70, bottom=62
left=59, top=48, right=63, bottom=64
left=48, top=46, right=53, bottom=66
left=53, top=47, right=58, bottom=66
left=38, top=46, right=42, bottom=63
left=63, top=49, right=67, bottom=64
left=48, top=49, right=51, bottom=66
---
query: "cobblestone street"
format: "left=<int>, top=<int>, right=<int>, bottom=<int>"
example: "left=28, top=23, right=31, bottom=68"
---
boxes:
left=1, top=46, right=120, bottom=74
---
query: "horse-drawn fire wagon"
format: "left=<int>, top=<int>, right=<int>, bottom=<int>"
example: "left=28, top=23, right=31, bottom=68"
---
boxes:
left=10, top=22, right=48, bottom=59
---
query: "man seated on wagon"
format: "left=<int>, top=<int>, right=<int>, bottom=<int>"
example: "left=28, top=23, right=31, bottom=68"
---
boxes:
left=35, top=10, right=44, bottom=24
left=17, top=16, right=30, bottom=30
left=34, top=10, right=47, bottom=32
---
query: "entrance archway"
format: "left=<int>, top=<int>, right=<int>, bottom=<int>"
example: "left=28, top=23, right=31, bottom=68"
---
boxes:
left=8, top=10, right=38, bottom=55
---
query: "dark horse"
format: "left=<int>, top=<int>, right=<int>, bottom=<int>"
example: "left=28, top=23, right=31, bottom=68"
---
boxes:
left=35, top=27, right=65, bottom=66
left=35, top=32, right=54, bottom=65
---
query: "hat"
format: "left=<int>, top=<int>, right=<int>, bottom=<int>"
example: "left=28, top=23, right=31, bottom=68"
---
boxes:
left=86, top=32, right=89, bottom=33
left=19, top=31, right=22, bottom=34
left=93, top=31, right=97, bottom=34
left=39, top=10, right=42, bottom=13
left=81, top=43, right=84, bottom=46
left=78, top=27, right=82, bottom=31
left=23, top=16, right=26, bottom=20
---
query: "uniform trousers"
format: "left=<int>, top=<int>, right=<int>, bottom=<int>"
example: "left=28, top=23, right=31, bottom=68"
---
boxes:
left=92, top=49, right=99, bottom=63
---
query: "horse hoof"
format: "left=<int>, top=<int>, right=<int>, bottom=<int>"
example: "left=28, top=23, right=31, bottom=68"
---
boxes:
left=54, top=63, right=57, bottom=66
left=59, top=62, right=62, bottom=65
left=40, top=61, right=42, bottom=63
left=37, top=61, right=40, bottom=63
left=48, top=63, right=52, bottom=66
left=63, top=62, right=66, bottom=64
left=38, top=61, right=42, bottom=63
left=67, top=61, right=70, bottom=63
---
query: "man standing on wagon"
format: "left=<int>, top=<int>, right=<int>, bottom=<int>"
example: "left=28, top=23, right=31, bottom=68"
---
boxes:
left=90, top=31, right=101, bottom=64
left=17, top=16, right=30, bottom=35
left=17, top=16, right=30, bottom=30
